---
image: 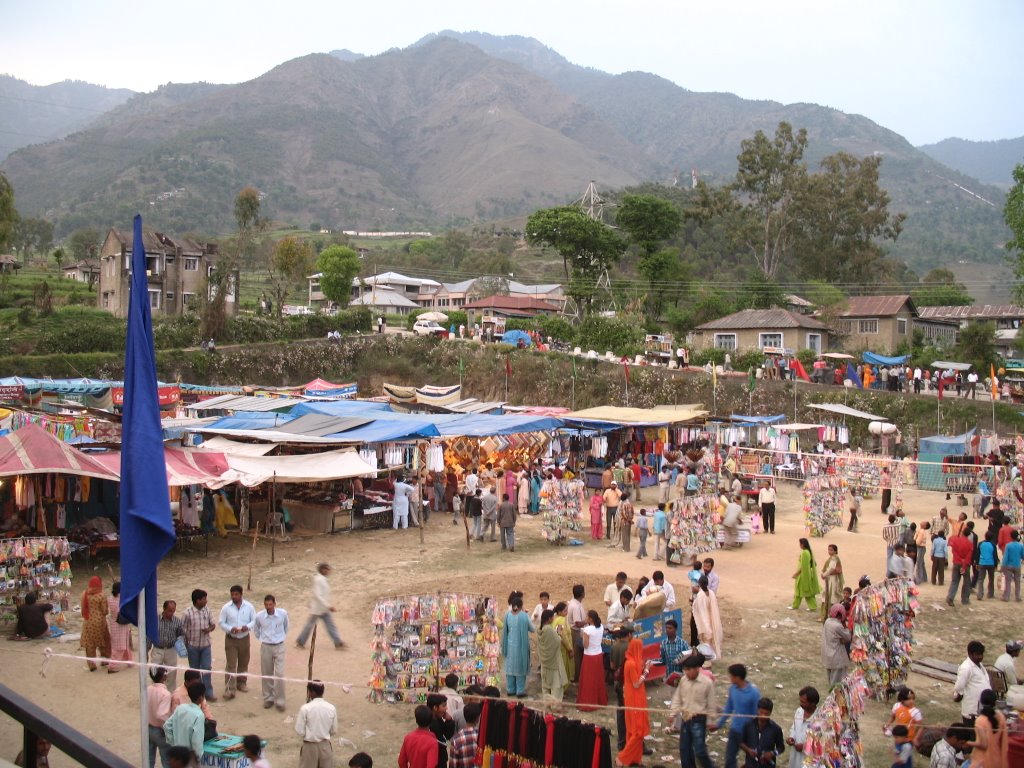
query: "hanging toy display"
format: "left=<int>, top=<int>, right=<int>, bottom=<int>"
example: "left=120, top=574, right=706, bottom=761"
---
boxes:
left=368, top=592, right=500, bottom=704
left=803, top=670, right=869, bottom=768
left=668, top=493, right=718, bottom=557
left=848, top=577, right=917, bottom=698
left=836, top=453, right=881, bottom=499
left=803, top=474, right=845, bottom=537
left=540, top=479, right=585, bottom=545
left=0, top=537, right=73, bottom=628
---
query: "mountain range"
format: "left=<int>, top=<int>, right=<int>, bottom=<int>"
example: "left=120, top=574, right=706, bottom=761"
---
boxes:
left=917, top=136, right=1024, bottom=189
left=0, top=32, right=1017, bottom=276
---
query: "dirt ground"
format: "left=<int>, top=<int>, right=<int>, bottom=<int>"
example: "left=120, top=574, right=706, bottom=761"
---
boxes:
left=1, top=481, right=1021, bottom=767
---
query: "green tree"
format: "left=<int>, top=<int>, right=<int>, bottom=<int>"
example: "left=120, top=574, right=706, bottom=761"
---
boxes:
left=732, top=121, right=808, bottom=279
left=234, top=186, right=262, bottom=233
left=615, top=194, right=682, bottom=257
left=52, top=247, right=66, bottom=271
left=637, top=247, right=690, bottom=318
left=0, top=172, right=15, bottom=255
left=803, top=280, right=848, bottom=329
left=734, top=271, right=787, bottom=310
left=793, top=153, right=904, bottom=284
left=68, top=227, right=100, bottom=262
left=1005, top=164, right=1024, bottom=303
left=268, top=236, right=314, bottom=318
left=12, top=217, right=54, bottom=260
left=912, top=268, right=972, bottom=306
left=525, top=206, right=625, bottom=314
left=955, top=321, right=997, bottom=372
left=316, top=245, right=361, bottom=308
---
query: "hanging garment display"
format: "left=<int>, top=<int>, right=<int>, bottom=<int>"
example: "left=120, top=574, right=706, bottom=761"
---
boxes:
left=475, top=698, right=613, bottom=768
left=803, top=670, right=869, bottom=768
left=849, top=577, right=917, bottom=697
left=540, top=479, right=585, bottom=544
left=888, top=460, right=904, bottom=511
left=0, top=537, right=73, bottom=627
left=803, top=474, right=845, bottom=537
left=836, top=454, right=881, bottom=498
left=668, top=493, right=718, bottom=555
left=369, top=592, right=500, bottom=704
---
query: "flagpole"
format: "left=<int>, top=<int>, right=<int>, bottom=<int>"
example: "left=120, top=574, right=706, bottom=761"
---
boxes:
left=137, top=586, right=148, bottom=766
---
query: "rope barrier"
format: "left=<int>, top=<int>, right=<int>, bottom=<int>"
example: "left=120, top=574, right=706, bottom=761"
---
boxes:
left=0, top=644, right=975, bottom=727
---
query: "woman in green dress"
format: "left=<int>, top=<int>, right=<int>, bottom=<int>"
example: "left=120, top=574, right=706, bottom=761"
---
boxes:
left=550, top=601, right=575, bottom=685
left=819, top=543, right=845, bottom=622
left=791, top=537, right=820, bottom=611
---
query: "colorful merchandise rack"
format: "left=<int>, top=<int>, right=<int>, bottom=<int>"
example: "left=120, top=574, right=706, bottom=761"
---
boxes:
left=0, top=537, right=73, bottom=626
left=539, top=479, right=584, bottom=545
left=849, top=578, right=916, bottom=697
left=668, top=493, right=718, bottom=556
left=837, top=454, right=881, bottom=498
left=803, top=474, right=845, bottom=537
left=803, top=670, right=869, bottom=768
left=369, top=592, right=500, bottom=704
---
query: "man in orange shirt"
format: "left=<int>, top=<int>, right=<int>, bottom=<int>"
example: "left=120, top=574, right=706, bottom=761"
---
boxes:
left=170, top=669, right=213, bottom=719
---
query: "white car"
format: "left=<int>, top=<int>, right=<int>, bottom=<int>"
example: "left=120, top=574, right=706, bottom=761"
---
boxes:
left=412, top=319, right=448, bottom=337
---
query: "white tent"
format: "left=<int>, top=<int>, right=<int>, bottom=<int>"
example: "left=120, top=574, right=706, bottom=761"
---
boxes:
left=211, top=449, right=377, bottom=488
left=807, top=403, right=887, bottom=421
left=930, top=360, right=973, bottom=371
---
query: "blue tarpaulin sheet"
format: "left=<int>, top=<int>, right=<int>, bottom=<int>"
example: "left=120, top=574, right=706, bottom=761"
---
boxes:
left=728, top=414, right=786, bottom=425
left=290, top=401, right=396, bottom=417
left=862, top=352, right=910, bottom=366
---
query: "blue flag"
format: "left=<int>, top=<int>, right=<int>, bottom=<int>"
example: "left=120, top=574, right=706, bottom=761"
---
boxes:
left=845, top=362, right=863, bottom=389
left=118, top=214, right=174, bottom=642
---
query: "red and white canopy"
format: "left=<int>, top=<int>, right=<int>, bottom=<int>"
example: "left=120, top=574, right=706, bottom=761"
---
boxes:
left=0, top=423, right=121, bottom=480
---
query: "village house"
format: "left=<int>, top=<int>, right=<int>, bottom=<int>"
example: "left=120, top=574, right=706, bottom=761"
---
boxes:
left=62, top=260, right=100, bottom=286
left=97, top=227, right=235, bottom=319
left=691, top=308, right=831, bottom=354
left=917, top=304, right=1022, bottom=356
left=835, top=295, right=916, bottom=354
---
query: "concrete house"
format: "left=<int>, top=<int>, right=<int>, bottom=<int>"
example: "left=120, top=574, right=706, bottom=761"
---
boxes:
left=98, top=227, right=235, bottom=318
left=692, top=308, right=830, bottom=354
left=836, top=295, right=916, bottom=354
left=918, top=304, right=1023, bottom=356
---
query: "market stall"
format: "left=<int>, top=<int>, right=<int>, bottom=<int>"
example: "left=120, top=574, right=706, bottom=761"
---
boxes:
left=0, top=536, right=73, bottom=633
left=369, top=592, right=500, bottom=704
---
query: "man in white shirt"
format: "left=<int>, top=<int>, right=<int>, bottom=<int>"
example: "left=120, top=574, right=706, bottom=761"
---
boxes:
left=530, top=592, right=551, bottom=626
left=953, top=641, right=991, bottom=721
left=296, top=563, right=344, bottom=649
left=254, top=594, right=289, bottom=711
left=604, top=572, right=629, bottom=607
left=786, top=686, right=819, bottom=768
left=658, top=467, right=671, bottom=504
left=480, top=486, right=498, bottom=542
left=967, top=370, right=979, bottom=399
left=566, top=584, right=587, bottom=684
left=913, top=367, right=922, bottom=394
left=219, top=585, right=256, bottom=700
left=295, top=680, right=338, bottom=768
left=392, top=475, right=413, bottom=530
left=607, top=589, right=634, bottom=625
left=994, top=640, right=1021, bottom=686
left=887, top=544, right=914, bottom=580
left=702, top=558, right=720, bottom=594
left=758, top=481, right=777, bottom=535
left=641, top=570, right=676, bottom=609
left=464, top=469, right=479, bottom=496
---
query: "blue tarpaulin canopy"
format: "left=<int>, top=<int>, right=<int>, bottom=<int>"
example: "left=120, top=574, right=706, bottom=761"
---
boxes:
left=862, top=352, right=910, bottom=366
left=918, top=429, right=976, bottom=490
left=500, top=330, right=533, bottom=347
left=728, top=414, right=786, bottom=425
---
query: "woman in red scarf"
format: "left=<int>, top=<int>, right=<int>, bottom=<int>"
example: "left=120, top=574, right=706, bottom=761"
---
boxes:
left=79, top=575, right=111, bottom=671
left=617, top=638, right=651, bottom=767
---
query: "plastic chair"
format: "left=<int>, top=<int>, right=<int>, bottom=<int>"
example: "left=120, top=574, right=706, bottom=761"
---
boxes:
left=267, top=511, right=287, bottom=538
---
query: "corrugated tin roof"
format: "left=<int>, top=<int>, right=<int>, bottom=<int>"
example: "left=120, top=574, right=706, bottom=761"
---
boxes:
left=839, top=295, right=913, bottom=317
left=185, top=395, right=305, bottom=413
left=785, top=294, right=814, bottom=307
left=463, top=295, right=560, bottom=311
left=696, top=308, right=828, bottom=331
left=349, top=290, right=419, bottom=308
left=918, top=304, right=1024, bottom=320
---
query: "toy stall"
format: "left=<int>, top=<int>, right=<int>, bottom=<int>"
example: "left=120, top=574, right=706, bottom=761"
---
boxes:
left=539, top=477, right=586, bottom=545
left=368, top=592, right=500, bottom=704
left=803, top=472, right=845, bottom=537
left=0, top=537, right=73, bottom=635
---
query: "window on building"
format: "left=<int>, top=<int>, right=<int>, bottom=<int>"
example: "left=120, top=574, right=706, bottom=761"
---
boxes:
left=148, top=289, right=161, bottom=310
left=184, top=257, right=199, bottom=271
left=807, top=333, right=821, bottom=354
left=145, top=255, right=160, bottom=275
left=165, top=291, right=174, bottom=301
left=897, top=318, right=907, bottom=335
left=714, top=333, right=737, bottom=350
left=839, top=320, right=852, bottom=334
left=858, top=319, right=878, bottom=334
left=102, top=293, right=110, bottom=309
left=182, top=292, right=195, bottom=306
left=759, top=332, right=783, bottom=349
left=165, top=254, right=175, bottom=264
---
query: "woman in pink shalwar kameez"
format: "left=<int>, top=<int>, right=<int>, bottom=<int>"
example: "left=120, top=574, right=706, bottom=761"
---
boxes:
left=589, top=490, right=604, bottom=539
left=106, top=582, right=132, bottom=673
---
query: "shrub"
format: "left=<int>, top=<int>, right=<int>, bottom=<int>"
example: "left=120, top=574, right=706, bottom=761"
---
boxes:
left=691, top=348, right=725, bottom=366
left=575, top=315, right=645, bottom=357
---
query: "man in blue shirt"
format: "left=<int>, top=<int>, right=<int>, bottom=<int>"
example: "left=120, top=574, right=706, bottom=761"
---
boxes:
left=740, top=697, right=785, bottom=767
left=710, top=663, right=762, bottom=768
left=219, top=585, right=256, bottom=700
left=659, top=619, right=690, bottom=686
left=653, top=503, right=669, bottom=561
left=254, top=594, right=290, bottom=711
left=1002, top=529, right=1023, bottom=602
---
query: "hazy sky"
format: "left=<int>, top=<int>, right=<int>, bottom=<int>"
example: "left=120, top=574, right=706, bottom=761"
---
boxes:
left=2, top=0, right=1021, bottom=145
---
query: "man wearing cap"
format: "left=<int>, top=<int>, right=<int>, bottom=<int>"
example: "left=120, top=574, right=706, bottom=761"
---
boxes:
left=603, top=481, right=622, bottom=540
left=672, top=653, right=716, bottom=768
left=994, top=641, right=1021, bottom=686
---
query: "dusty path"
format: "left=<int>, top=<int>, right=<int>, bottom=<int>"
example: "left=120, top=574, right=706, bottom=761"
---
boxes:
left=0, top=481, right=1018, bottom=766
